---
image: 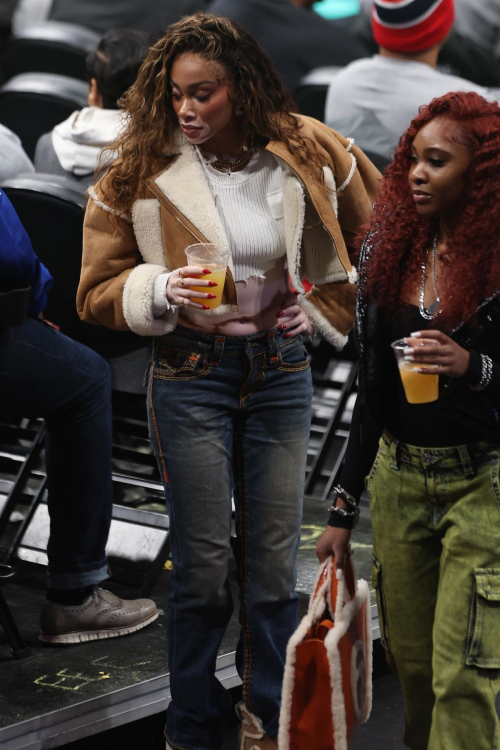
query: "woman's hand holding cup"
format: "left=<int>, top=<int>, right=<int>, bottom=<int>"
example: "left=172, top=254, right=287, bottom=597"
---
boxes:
left=166, top=266, right=218, bottom=309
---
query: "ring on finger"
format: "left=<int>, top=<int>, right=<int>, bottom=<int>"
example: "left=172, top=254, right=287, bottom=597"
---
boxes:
left=177, top=276, right=185, bottom=288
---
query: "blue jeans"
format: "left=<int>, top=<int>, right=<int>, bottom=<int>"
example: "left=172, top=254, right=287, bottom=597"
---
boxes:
left=147, top=325, right=313, bottom=750
left=0, top=317, right=112, bottom=588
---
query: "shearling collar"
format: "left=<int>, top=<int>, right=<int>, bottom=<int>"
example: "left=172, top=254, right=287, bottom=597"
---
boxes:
left=152, top=126, right=354, bottom=280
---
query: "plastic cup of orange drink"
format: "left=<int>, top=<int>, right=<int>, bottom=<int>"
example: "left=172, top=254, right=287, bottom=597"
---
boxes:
left=185, top=243, right=230, bottom=310
left=391, top=338, right=439, bottom=404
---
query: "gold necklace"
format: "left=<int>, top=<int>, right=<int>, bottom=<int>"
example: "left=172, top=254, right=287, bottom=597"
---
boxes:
left=207, top=149, right=252, bottom=174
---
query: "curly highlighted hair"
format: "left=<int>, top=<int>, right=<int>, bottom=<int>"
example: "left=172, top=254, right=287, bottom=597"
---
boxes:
left=365, top=90, right=500, bottom=329
left=100, top=13, right=329, bottom=215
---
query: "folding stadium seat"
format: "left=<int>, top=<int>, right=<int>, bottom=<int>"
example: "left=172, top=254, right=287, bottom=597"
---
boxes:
left=0, top=175, right=166, bottom=596
left=0, top=565, right=28, bottom=658
left=4, top=21, right=99, bottom=82
left=1, top=173, right=150, bottom=390
left=363, top=150, right=391, bottom=173
left=293, top=83, right=329, bottom=122
left=0, top=287, right=30, bottom=327
left=0, top=73, right=88, bottom=160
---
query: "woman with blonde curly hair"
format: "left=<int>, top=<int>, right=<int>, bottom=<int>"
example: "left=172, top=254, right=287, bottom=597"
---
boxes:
left=77, top=13, right=379, bottom=749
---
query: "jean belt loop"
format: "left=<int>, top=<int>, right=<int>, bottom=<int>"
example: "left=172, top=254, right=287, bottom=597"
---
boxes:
left=389, top=436, right=400, bottom=471
left=211, top=336, right=225, bottom=367
left=457, top=445, right=476, bottom=478
left=267, top=329, right=279, bottom=366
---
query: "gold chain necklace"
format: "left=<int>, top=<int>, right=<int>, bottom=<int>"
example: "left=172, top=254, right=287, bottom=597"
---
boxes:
left=207, top=148, right=252, bottom=174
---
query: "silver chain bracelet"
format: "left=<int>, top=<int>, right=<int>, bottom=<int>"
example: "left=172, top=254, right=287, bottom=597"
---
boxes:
left=469, top=354, right=493, bottom=391
left=329, top=485, right=360, bottom=527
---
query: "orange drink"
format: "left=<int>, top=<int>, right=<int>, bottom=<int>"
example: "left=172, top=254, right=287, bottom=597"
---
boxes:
left=189, top=268, right=227, bottom=309
left=397, top=361, right=439, bottom=404
left=391, top=338, right=439, bottom=404
left=185, top=243, right=230, bottom=311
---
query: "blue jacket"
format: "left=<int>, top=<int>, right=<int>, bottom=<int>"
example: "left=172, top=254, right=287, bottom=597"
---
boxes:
left=0, top=189, right=53, bottom=316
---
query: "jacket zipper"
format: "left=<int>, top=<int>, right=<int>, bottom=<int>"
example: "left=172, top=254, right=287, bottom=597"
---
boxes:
left=145, top=178, right=237, bottom=297
left=267, top=146, right=342, bottom=262
left=146, top=180, right=208, bottom=244
left=451, top=289, right=500, bottom=336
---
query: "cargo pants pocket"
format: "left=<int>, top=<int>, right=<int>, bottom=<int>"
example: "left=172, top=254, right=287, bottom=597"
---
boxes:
left=466, top=569, right=500, bottom=668
left=372, top=556, right=391, bottom=652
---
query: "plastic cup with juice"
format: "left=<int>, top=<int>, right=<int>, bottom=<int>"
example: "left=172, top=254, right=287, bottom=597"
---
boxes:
left=185, top=243, right=230, bottom=309
left=391, top=338, right=439, bottom=404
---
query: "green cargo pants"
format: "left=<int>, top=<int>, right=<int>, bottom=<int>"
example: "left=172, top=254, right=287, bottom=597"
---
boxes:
left=368, top=431, right=500, bottom=750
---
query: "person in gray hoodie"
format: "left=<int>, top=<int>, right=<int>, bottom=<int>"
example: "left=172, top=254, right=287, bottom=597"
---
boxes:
left=34, top=28, right=149, bottom=187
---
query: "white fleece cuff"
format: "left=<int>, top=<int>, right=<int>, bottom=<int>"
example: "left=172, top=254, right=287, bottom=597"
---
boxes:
left=122, top=264, right=179, bottom=336
left=152, top=272, right=174, bottom=318
left=298, top=292, right=349, bottom=349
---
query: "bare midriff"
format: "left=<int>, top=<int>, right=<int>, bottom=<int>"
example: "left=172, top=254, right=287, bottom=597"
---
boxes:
left=179, top=256, right=294, bottom=335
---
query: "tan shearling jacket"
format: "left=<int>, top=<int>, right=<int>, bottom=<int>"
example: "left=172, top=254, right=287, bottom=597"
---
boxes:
left=77, top=115, right=380, bottom=347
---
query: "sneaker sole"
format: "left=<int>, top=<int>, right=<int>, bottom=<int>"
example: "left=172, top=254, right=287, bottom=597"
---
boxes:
left=39, top=611, right=159, bottom=645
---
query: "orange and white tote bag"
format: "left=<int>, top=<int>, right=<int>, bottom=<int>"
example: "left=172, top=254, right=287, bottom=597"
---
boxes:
left=278, top=556, right=372, bottom=750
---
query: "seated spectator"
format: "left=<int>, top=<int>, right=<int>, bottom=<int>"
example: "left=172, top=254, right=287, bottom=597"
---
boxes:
left=0, top=188, right=158, bottom=643
left=13, top=0, right=208, bottom=39
left=207, top=0, right=369, bottom=93
left=454, top=0, right=500, bottom=59
left=34, top=28, right=149, bottom=187
left=0, top=123, right=34, bottom=182
left=325, top=0, right=498, bottom=160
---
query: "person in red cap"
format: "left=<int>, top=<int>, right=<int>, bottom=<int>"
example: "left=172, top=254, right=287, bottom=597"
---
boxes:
left=372, top=0, right=455, bottom=53
left=325, top=0, right=499, bottom=160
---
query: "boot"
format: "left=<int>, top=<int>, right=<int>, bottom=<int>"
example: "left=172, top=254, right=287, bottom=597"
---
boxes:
left=236, top=702, right=278, bottom=750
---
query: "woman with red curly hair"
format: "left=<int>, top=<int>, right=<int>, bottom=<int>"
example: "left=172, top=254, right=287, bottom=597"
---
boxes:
left=317, top=90, right=500, bottom=750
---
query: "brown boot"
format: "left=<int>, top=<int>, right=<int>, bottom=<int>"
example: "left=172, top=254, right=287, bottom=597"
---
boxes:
left=236, top=703, right=278, bottom=750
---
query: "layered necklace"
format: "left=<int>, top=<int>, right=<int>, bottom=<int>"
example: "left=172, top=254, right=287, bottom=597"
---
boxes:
left=419, top=235, right=442, bottom=320
left=196, top=145, right=253, bottom=175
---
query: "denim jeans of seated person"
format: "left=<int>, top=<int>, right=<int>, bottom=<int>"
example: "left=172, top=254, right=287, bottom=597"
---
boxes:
left=0, top=317, right=112, bottom=589
left=147, top=325, right=313, bottom=750
left=369, top=431, right=500, bottom=750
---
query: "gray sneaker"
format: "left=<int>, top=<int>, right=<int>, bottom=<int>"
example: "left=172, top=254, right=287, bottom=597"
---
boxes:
left=39, top=586, right=158, bottom=644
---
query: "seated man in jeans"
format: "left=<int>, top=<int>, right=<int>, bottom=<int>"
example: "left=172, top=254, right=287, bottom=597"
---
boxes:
left=0, top=189, right=158, bottom=644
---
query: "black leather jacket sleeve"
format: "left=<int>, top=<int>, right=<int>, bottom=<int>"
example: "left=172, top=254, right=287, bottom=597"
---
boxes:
left=327, top=394, right=382, bottom=529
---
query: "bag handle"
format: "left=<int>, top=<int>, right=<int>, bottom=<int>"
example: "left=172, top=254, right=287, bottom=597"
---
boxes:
left=308, top=556, right=357, bottom=622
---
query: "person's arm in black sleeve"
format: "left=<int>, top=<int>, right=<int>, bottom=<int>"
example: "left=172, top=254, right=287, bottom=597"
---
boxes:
left=327, top=393, right=383, bottom=529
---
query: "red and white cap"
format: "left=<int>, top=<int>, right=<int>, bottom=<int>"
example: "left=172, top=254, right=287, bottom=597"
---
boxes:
left=372, top=0, right=455, bottom=53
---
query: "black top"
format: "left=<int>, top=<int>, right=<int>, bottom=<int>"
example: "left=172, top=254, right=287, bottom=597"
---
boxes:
left=386, top=304, right=483, bottom=446
left=330, top=302, right=500, bottom=529
left=207, top=0, right=369, bottom=92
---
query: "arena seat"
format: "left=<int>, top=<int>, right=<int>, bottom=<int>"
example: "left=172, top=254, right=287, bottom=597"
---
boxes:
left=363, top=150, right=391, bottom=174
left=0, top=564, right=29, bottom=658
left=1, top=173, right=150, bottom=393
left=293, top=83, right=329, bottom=122
left=0, top=287, right=30, bottom=327
left=4, top=22, right=99, bottom=82
left=0, top=73, right=88, bottom=160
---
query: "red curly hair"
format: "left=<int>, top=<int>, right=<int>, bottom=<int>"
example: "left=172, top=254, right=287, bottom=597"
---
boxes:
left=364, top=90, right=500, bottom=329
